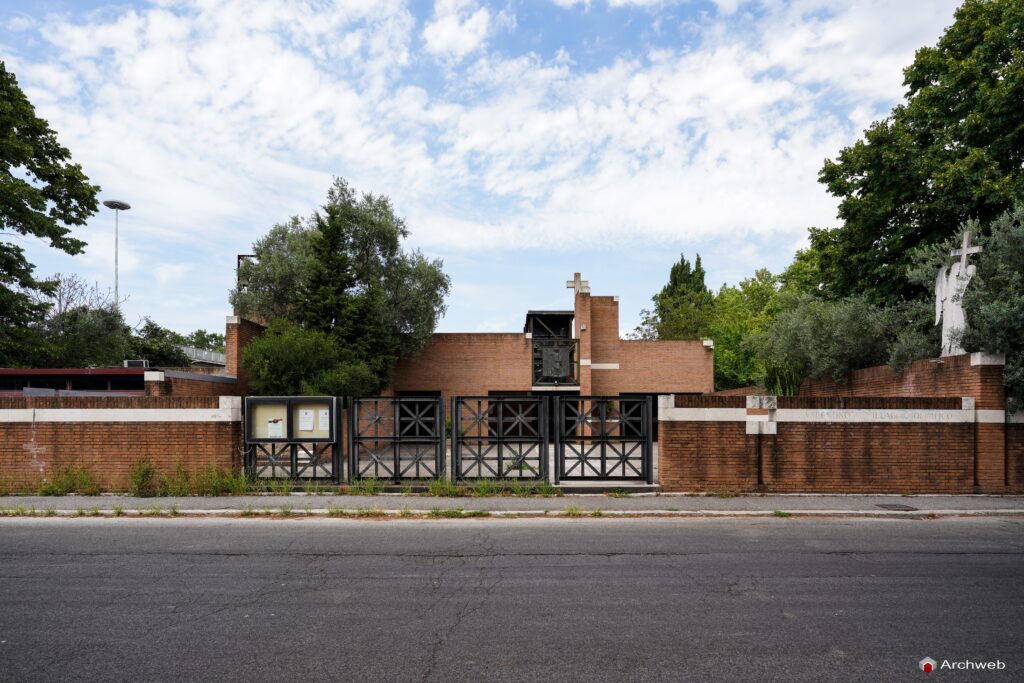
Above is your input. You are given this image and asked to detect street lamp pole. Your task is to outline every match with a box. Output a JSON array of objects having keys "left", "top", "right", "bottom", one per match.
[{"left": 102, "top": 200, "right": 131, "bottom": 308}]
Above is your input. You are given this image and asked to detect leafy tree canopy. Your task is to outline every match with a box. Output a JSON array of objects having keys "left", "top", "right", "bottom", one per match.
[
  {"left": 707, "top": 269, "right": 780, "bottom": 390},
  {"left": 811, "top": 0, "right": 1024, "bottom": 304},
  {"left": 750, "top": 293, "right": 938, "bottom": 394},
  {"left": 0, "top": 62, "right": 99, "bottom": 364},
  {"left": 235, "top": 178, "right": 450, "bottom": 395},
  {"left": 632, "top": 253, "right": 714, "bottom": 340}
]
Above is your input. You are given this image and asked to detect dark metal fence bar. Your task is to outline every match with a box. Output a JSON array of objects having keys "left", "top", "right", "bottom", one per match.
[
  {"left": 349, "top": 396, "right": 444, "bottom": 483},
  {"left": 452, "top": 396, "right": 548, "bottom": 481},
  {"left": 554, "top": 395, "right": 652, "bottom": 483}
]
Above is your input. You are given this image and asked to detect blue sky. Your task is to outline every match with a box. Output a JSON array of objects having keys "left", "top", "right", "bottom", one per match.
[{"left": 1, "top": 0, "right": 962, "bottom": 336}]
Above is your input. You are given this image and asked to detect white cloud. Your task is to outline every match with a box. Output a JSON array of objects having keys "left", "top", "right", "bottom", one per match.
[
  {"left": 2, "top": 0, "right": 963, "bottom": 332},
  {"left": 422, "top": 0, "right": 493, "bottom": 60},
  {"left": 5, "top": 15, "right": 37, "bottom": 32}
]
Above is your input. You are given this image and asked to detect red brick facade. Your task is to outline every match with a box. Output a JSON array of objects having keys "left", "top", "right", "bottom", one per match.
[
  {"left": 387, "top": 287, "right": 714, "bottom": 403},
  {"left": 225, "top": 316, "right": 267, "bottom": 394},
  {"left": 0, "top": 396, "right": 242, "bottom": 493}
]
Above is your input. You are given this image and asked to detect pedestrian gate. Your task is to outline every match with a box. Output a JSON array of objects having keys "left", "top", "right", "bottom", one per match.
[
  {"left": 554, "top": 396, "right": 653, "bottom": 483},
  {"left": 452, "top": 396, "right": 548, "bottom": 481},
  {"left": 349, "top": 396, "right": 445, "bottom": 483}
]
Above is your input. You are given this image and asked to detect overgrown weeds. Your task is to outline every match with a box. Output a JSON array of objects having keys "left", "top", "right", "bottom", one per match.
[
  {"left": 427, "top": 479, "right": 464, "bottom": 497},
  {"left": 37, "top": 466, "right": 101, "bottom": 496},
  {"left": 433, "top": 479, "right": 561, "bottom": 498},
  {"left": 428, "top": 507, "right": 489, "bottom": 518},
  {"left": 128, "top": 461, "right": 253, "bottom": 497},
  {"left": 347, "top": 478, "right": 386, "bottom": 496}
]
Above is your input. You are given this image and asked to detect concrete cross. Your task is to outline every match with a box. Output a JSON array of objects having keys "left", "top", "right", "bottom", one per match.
[
  {"left": 951, "top": 230, "right": 982, "bottom": 270},
  {"left": 566, "top": 272, "right": 590, "bottom": 295}
]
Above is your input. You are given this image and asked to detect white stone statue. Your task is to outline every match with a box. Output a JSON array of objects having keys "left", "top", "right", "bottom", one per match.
[{"left": 935, "top": 231, "right": 982, "bottom": 357}]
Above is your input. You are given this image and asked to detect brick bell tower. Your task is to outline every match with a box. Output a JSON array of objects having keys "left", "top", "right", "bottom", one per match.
[{"left": 567, "top": 273, "right": 592, "bottom": 396}]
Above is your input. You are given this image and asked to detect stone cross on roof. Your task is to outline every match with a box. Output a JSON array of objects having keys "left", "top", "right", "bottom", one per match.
[
  {"left": 566, "top": 272, "right": 590, "bottom": 295},
  {"left": 951, "top": 230, "right": 982, "bottom": 269}
]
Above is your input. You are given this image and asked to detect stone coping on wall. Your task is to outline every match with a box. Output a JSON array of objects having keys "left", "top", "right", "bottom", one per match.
[
  {"left": 0, "top": 395, "right": 241, "bottom": 422},
  {"left": 661, "top": 394, "right": 1018, "bottom": 435},
  {"left": 145, "top": 370, "right": 239, "bottom": 384}
]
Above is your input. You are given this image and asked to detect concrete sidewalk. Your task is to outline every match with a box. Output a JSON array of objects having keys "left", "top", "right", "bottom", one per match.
[{"left": 2, "top": 492, "right": 1024, "bottom": 518}]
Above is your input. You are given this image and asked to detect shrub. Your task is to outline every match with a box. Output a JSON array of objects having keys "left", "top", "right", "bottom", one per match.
[
  {"left": 38, "top": 466, "right": 101, "bottom": 496},
  {"left": 127, "top": 460, "right": 159, "bottom": 497}
]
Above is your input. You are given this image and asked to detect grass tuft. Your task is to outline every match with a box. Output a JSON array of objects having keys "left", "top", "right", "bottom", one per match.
[
  {"left": 113, "top": 505, "right": 125, "bottom": 517},
  {"left": 562, "top": 505, "right": 585, "bottom": 518},
  {"left": 347, "top": 478, "right": 386, "bottom": 496},
  {"left": 428, "top": 507, "right": 489, "bottom": 518},
  {"left": 427, "top": 479, "right": 464, "bottom": 497},
  {"left": 772, "top": 510, "right": 792, "bottom": 518}
]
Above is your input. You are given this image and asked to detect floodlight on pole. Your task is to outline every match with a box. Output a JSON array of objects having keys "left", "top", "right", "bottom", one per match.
[{"left": 102, "top": 200, "right": 131, "bottom": 308}]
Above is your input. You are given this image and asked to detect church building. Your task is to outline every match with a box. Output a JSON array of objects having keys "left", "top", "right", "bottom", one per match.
[
  {"left": 227, "top": 273, "right": 715, "bottom": 408},
  {"left": 388, "top": 273, "right": 714, "bottom": 406}
]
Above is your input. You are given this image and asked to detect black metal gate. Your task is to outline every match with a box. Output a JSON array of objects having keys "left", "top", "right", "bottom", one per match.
[
  {"left": 452, "top": 396, "right": 548, "bottom": 481},
  {"left": 248, "top": 442, "right": 339, "bottom": 481},
  {"left": 554, "top": 395, "right": 652, "bottom": 483},
  {"left": 349, "top": 396, "right": 445, "bottom": 482}
]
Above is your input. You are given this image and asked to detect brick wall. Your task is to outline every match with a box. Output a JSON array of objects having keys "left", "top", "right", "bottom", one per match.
[
  {"left": 391, "top": 333, "right": 532, "bottom": 405},
  {"left": 658, "top": 394, "right": 989, "bottom": 493},
  {"left": 588, "top": 296, "right": 620, "bottom": 365},
  {"left": 145, "top": 371, "right": 241, "bottom": 397},
  {"left": 597, "top": 340, "right": 714, "bottom": 395},
  {"left": 225, "top": 316, "right": 266, "bottom": 393},
  {"left": 800, "top": 353, "right": 1006, "bottom": 409},
  {"left": 767, "top": 422, "right": 973, "bottom": 493},
  {"left": 0, "top": 396, "right": 242, "bottom": 493}
]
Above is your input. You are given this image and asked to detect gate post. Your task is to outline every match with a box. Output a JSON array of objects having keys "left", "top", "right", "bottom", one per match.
[
  {"left": 451, "top": 398, "right": 460, "bottom": 482},
  {"left": 347, "top": 397, "right": 355, "bottom": 484},
  {"left": 552, "top": 396, "right": 561, "bottom": 485},
  {"left": 645, "top": 394, "right": 654, "bottom": 485},
  {"left": 436, "top": 396, "right": 446, "bottom": 481}
]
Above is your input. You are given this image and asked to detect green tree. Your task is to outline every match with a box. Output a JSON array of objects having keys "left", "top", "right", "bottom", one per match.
[
  {"left": 42, "top": 305, "right": 129, "bottom": 367},
  {"left": 633, "top": 253, "right": 714, "bottom": 340},
  {"left": 708, "top": 269, "right": 780, "bottom": 390},
  {"left": 183, "top": 329, "right": 225, "bottom": 352},
  {"left": 242, "top": 319, "right": 377, "bottom": 396},
  {"left": 812, "top": 0, "right": 1024, "bottom": 304},
  {"left": 229, "top": 216, "right": 314, "bottom": 321},
  {"left": 238, "top": 178, "right": 450, "bottom": 395},
  {"left": 751, "top": 293, "right": 938, "bottom": 392},
  {"left": 127, "top": 318, "right": 191, "bottom": 367},
  {"left": 0, "top": 62, "right": 100, "bottom": 364}
]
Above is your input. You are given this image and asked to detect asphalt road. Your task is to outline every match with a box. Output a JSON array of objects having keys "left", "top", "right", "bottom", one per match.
[{"left": 0, "top": 518, "right": 1021, "bottom": 682}]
